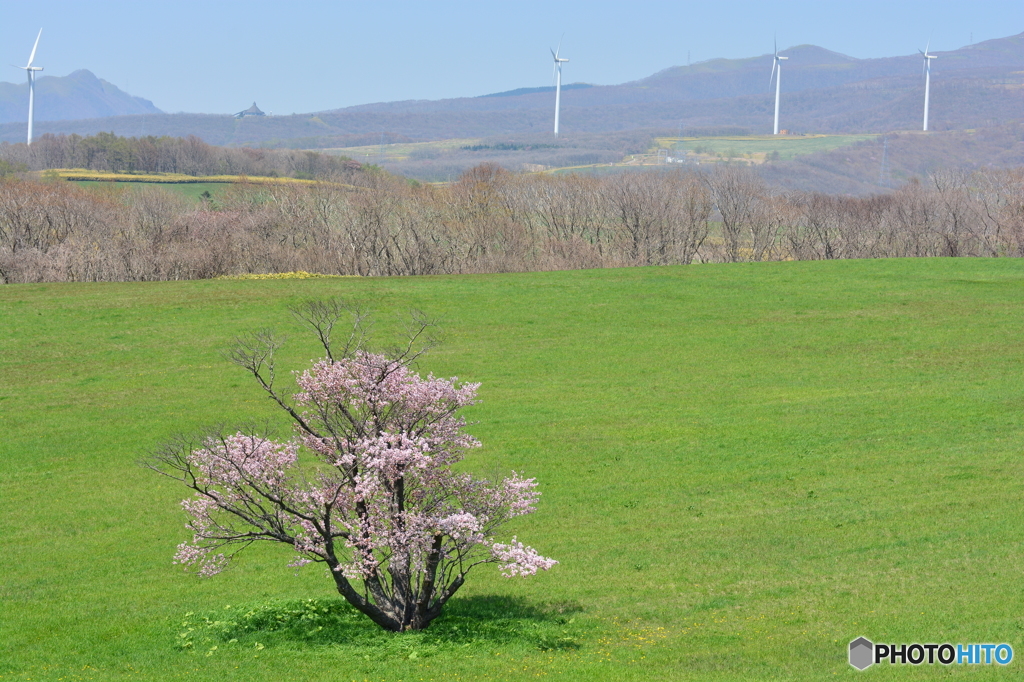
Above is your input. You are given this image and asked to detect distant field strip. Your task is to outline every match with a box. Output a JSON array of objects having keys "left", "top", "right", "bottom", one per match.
[
  {"left": 540, "top": 134, "right": 879, "bottom": 175},
  {"left": 42, "top": 169, "right": 324, "bottom": 185},
  {"left": 657, "top": 134, "right": 879, "bottom": 162},
  {"left": 320, "top": 138, "right": 482, "bottom": 163}
]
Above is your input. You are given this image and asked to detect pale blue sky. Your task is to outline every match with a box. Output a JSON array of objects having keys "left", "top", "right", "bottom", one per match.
[{"left": 1, "top": 0, "right": 1020, "bottom": 115}]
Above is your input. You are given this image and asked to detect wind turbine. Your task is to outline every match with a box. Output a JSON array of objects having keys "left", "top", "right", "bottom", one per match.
[
  {"left": 15, "top": 29, "right": 44, "bottom": 145},
  {"left": 551, "top": 38, "right": 569, "bottom": 136},
  {"left": 769, "top": 38, "right": 788, "bottom": 135},
  {"left": 920, "top": 42, "right": 937, "bottom": 131}
]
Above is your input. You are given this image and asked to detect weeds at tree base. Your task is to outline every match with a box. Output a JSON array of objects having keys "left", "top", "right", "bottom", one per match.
[{"left": 175, "top": 595, "right": 586, "bottom": 658}]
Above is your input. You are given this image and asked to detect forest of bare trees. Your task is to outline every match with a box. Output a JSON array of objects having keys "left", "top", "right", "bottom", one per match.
[{"left": 2, "top": 163, "right": 1023, "bottom": 284}]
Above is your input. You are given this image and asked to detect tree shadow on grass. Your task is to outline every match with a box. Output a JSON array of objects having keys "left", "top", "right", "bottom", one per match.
[
  {"left": 176, "top": 595, "right": 586, "bottom": 657},
  {"left": 430, "top": 595, "right": 585, "bottom": 650}
]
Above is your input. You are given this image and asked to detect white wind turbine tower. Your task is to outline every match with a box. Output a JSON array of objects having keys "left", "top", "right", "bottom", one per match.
[
  {"left": 769, "top": 39, "right": 788, "bottom": 135},
  {"left": 920, "top": 42, "right": 937, "bottom": 131},
  {"left": 15, "top": 29, "right": 44, "bottom": 145},
  {"left": 551, "top": 38, "right": 569, "bottom": 136}
]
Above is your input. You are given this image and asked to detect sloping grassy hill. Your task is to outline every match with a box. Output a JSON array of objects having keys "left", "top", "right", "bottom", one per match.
[
  {"left": 661, "top": 134, "right": 878, "bottom": 162},
  {"left": 3, "top": 259, "right": 1024, "bottom": 680},
  {"left": 762, "top": 124, "right": 1024, "bottom": 194}
]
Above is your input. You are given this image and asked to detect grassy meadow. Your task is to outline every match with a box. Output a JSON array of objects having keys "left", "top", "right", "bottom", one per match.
[
  {"left": 66, "top": 180, "right": 230, "bottom": 203},
  {"left": 321, "top": 139, "right": 482, "bottom": 164},
  {"left": 658, "top": 134, "right": 878, "bottom": 163},
  {"left": 35, "top": 170, "right": 331, "bottom": 205},
  {"left": 2, "top": 259, "right": 1024, "bottom": 680},
  {"left": 41, "top": 170, "right": 322, "bottom": 185}
]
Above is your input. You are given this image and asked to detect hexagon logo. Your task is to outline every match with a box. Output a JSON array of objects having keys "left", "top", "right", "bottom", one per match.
[{"left": 849, "top": 637, "right": 874, "bottom": 670}]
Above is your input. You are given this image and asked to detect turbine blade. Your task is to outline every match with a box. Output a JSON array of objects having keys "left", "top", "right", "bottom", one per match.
[
  {"left": 551, "top": 47, "right": 557, "bottom": 60},
  {"left": 555, "top": 33, "right": 564, "bottom": 59},
  {"left": 769, "top": 60, "right": 777, "bottom": 90},
  {"left": 27, "top": 28, "right": 42, "bottom": 67},
  {"left": 774, "top": 35, "right": 778, "bottom": 56},
  {"left": 925, "top": 39, "right": 930, "bottom": 55}
]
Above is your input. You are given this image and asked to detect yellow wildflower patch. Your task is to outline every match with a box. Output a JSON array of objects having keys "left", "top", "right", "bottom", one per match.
[
  {"left": 40, "top": 168, "right": 323, "bottom": 186},
  {"left": 215, "top": 271, "right": 356, "bottom": 280}
]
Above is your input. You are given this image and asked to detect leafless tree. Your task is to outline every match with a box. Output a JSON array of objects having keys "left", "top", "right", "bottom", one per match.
[{"left": 707, "top": 166, "right": 764, "bottom": 262}]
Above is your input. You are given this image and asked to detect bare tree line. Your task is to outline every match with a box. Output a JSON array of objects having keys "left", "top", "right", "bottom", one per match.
[
  {"left": 0, "top": 133, "right": 362, "bottom": 179},
  {"left": 2, "top": 164, "right": 1024, "bottom": 284}
]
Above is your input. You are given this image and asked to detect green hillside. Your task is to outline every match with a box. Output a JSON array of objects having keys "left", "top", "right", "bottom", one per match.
[
  {"left": 69, "top": 179, "right": 228, "bottom": 202},
  {"left": 2, "top": 259, "right": 1024, "bottom": 680},
  {"left": 661, "top": 133, "right": 879, "bottom": 162}
]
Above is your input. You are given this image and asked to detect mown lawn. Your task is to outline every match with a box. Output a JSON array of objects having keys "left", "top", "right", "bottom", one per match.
[{"left": 2, "top": 258, "right": 1024, "bottom": 681}]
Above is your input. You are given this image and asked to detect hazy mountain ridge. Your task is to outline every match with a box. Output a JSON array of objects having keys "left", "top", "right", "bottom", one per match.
[
  {"left": 0, "top": 33, "right": 1022, "bottom": 146},
  {"left": 1, "top": 75, "right": 1018, "bottom": 147},
  {"left": 0, "top": 69, "right": 161, "bottom": 124},
  {"left": 479, "top": 83, "right": 593, "bottom": 98},
  {"left": 313, "top": 33, "right": 1024, "bottom": 114}
]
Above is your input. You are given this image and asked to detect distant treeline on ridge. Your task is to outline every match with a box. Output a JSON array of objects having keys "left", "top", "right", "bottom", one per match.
[{"left": 0, "top": 132, "right": 362, "bottom": 179}]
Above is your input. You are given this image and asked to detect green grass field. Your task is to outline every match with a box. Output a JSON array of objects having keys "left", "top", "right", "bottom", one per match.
[
  {"left": 659, "top": 134, "right": 878, "bottom": 162},
  {"left": 70, "top": 180, "right": 228, "bottom": 203},
  {"left": 3, "top": 259, "right": 1024, "bottom": 680},
  {"left": 320, "top": 138, "right": 482, "bottom": 164}
]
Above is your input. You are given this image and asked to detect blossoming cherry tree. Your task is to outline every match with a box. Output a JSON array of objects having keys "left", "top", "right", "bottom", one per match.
[{"left": 151, "top": 302, "right": 555, "bottom": 631}]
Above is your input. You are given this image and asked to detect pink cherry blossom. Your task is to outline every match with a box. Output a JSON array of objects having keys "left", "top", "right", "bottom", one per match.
[{"left": 151, "top": 339, "right": 555, "bottom": 632}]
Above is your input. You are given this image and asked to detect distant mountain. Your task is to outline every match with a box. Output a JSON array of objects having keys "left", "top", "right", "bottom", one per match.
[
  {"left": 323, "top": 33, "right": 1024, "bottom": 116},
  {"left": 0, "top": 69, "right": 161, "bottom": 124},
  {"left": 479, "top": 83, "right": 593, "bottom": 98},
  {"left": 1, "top": 32, "right": 1022, "bottom": 145}
]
